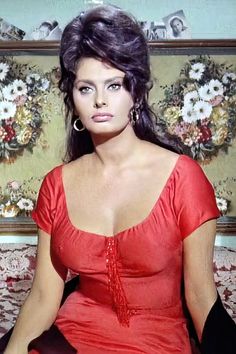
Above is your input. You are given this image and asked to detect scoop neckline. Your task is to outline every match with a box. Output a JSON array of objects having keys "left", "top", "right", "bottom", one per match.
[{"left": 60, "top": 154, "right": 182, "bottom": 238}]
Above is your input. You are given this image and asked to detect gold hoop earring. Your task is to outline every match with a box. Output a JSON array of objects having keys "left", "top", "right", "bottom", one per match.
[
  {"left": 73, "top": 118, "right": 85, "bottom": 132},
  {"left": 130, "top": 107, "right": 140, "bottom": 125}
]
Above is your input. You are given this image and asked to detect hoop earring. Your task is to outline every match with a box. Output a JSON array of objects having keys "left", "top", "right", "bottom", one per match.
[
  {"left": 130, "top": 107, "right": 140, "bottom": 126},
  {"left": 73, "top": 118, "right": 85, "bottom": 132}
]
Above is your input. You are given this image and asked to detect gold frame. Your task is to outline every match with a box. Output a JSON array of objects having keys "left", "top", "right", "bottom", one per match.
[{"left": 1, "top": 40, "right": 236, "bottom": 235}]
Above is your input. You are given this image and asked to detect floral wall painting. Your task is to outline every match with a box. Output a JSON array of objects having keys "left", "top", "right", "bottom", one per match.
[
  {"left": 154, "top": 55, "right": 236, "bottom": 163},
  {"left": 0, "top": 57, "right": 60, "bottom": 163},
  {"left": 0, "top": 178, "right": 42, "bottom": 218},
  {"left": 0, "top": 53, "right": 65, "bottom": 219},
  {"left": 213, "top": 177, "right": 236, "bottom": 216},
  {"left": 149, "top": 50, "right": 236, "bottom": 217}
]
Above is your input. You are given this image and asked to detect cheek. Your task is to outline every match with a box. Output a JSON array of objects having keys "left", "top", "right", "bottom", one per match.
[
  {"left": 73, "top": 90, "right": 85, "bottom": 114},
  {"left": 119, "top": 92, "right": 134, "bottom": 112},
  {"left": 118, "top": 98, "right": 133, "bottom": 117}
]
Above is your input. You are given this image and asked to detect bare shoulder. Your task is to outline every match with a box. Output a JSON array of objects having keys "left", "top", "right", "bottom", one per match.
[
  {"left": 142, "top": 141, "right": 180, "bottom": 172},
  {"left": 62, "top": 154, "right": 93, "bottom": 182}
]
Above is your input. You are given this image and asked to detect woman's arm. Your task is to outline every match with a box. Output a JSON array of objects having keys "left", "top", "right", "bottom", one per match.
[
  {"left": 183, "top": 219, "right": 217, "bottom": 341},
  {"left": 4, "top": 229, "right": 65, "bottom": 354}
]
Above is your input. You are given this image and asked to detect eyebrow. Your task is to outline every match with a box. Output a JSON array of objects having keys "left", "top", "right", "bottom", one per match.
[{"left": 74, "top": 76, "right": 124, "bottom": 85}]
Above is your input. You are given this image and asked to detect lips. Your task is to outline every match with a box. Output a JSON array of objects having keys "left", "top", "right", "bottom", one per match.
[{"left": 92, "top": 113, "right": 113, "bottom": 122}]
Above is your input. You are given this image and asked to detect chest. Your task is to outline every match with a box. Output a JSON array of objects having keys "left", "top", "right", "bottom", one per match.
[{"left": 64, "top": 167, "right": 169, "bottom": 236}]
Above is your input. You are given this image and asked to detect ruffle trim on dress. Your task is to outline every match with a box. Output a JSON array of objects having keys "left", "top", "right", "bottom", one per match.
[{"left": 106, "top": 237, "right": 133, "bottom": 327}]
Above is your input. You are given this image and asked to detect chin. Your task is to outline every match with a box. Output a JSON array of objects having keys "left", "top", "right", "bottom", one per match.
[{"left": 90, "top": 124, "right": 130, "bottom": 139}]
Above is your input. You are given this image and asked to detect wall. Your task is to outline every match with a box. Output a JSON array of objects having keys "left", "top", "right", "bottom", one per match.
[{"left": 0, "top": 0, "right": 236, "bottom": 39}]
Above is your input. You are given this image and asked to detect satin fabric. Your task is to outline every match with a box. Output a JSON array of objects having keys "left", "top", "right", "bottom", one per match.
[{"left": 32, "top": 154, "right": 220, "bottom": 354}]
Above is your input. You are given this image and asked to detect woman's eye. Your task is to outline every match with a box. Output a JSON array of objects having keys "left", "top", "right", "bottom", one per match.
[
  {"left": 78, "top": 86, "right": 92, "bottom": 94},
  {"left": 108, "top": 83, "right": 121, "bottom": 91}
]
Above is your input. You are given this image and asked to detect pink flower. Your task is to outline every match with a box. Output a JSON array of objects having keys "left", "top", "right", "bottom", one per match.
[
  {"left": 7, "top": 181, "right": 21, "bottom": 191},
  {"left": 14, "top": 95, "right": 27, "bottom": 106},
  {"left": 209, "top": 95, "right": 224, "bottom": 107}
]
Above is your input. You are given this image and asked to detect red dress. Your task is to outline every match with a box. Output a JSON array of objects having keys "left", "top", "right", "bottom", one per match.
[{"left": 32, "top": 155, "right": 220, "bottom": 354}]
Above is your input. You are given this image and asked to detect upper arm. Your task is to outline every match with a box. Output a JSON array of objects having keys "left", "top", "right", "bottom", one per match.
[
  {"left": 183, "top": 219, "right": 218, "bottom": 337},
  {"left": 30, "top": 167, "right": 66, "bottom": 306},
  {"left": 183, "top": 219, "right": 217, "bottom": 295},
  {"left": 30, "top": 229, "right": 65, "bottom": 309}
]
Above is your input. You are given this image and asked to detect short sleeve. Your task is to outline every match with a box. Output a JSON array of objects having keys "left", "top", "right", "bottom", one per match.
[
  {"left": 174, "top": 155, "right": 220, "bottom": 239},
  {"left": 31, "top": 167, "right": 60, "bottom": 235}
]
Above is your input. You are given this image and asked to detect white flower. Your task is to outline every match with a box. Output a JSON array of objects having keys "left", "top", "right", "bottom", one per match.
[
  {"left": 209, "top": 79, "right": 224, "bottom": 97},
  {"left": 194, "top": 100, "right": 212, "bottom": 120},
  {"left": 26, "top": 73, "right": 40, "bottom": 84},
  {"left": 0, "top": 100, "right": 17, "bottom": 120},
  {"left": 0, "top": 62, "right": 9, "bottom": 81},
  {"left": 39, "top": 78, "right": 50, "bottom": 91},
  {"left": 184, "top": 90, "right": 199, "bottom": 106},
  {"left": 222, "top": 72, "right": 236, "bottom": 84},
  {"left": 189, "top": 62, "right": 205, "bottom": 81},
  {"left": 2, "top": 84, "right": 17, "bottom": 101},
  {"left": 181, "top": 104, "right": 198, "bottom": 123},
  {"left": 216, "top": 197, "right": 228, "bottom": 213},
  {"left": 13, "top": 79, "right": 27, "bottom": 96},
  {"left": 17, "top": 198, "right": 34, "bottom": 211},
  {"left": 198, "top": 83, "right": 215, "bottom": 101}
]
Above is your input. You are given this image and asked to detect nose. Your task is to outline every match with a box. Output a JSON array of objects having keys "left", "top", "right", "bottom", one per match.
[{"left": 94, "top": 91, "right": 107, "bottom": 108}]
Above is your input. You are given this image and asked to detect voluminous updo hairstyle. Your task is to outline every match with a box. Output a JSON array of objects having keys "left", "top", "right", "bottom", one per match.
[{"left": 59, "top": 4, "right": 171, "bottom": 162}]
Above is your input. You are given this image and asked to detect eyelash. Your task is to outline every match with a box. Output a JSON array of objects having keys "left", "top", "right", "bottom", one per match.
[
  {"left": 108, "top": 83, "right": 122, "bottom": 91},
  {"left": 78, "top": 87, "right": 91, "bottom": 94},
  {"left": 78, "top": 82, "right": 122, "bottom": 94}
]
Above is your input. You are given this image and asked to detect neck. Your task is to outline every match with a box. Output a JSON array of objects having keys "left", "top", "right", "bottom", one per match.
[{"left": 91, "top": 124, "right": 142, "bottom": 168}]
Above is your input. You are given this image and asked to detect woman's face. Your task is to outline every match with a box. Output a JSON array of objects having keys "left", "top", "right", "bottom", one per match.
[
  {"left": 73, "top": 57, "right": 134, "bottom": 136},
  {"left": 171, "top": 19, "right": 183, "bottom": 34}
]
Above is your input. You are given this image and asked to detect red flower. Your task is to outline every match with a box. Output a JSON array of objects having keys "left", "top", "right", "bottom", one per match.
[
  {"left": 3, "top": 125, "right": 16, "bottom": 142},
  {"left": 198, "top": 125, "right": 212, "bottom": 142}
]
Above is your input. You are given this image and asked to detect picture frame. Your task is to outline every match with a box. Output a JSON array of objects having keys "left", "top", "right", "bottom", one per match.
[{"left": 0, "top": 40, "right": 236, "bottom": 237}]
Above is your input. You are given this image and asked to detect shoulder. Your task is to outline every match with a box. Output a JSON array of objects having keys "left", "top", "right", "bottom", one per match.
[
  {"left": 139, "top": 143, "right": 181, "bottom": 184},
  {"left": 142, "top": 142, "right": 179, "bottom": 167},
  {"left": 62, "top": 155, "right": 90, "bottom": 179},
  {"left": 176, "top": 154, "right": 208, "bottom": 181},
  {"left": 39, "top": 164, "right": 64, "bottom": 196},
  {"left": 177, "top": 154, "right": 201, "bottom": 169},
  {"left": 174, "top": 154, "right": 216, "bottom": 200},
  {"left": 43, "top": 164, "right": 63, "bottom": 184},
  {"left": 149, "top": 148, "right": 206, "bottom": 184}
]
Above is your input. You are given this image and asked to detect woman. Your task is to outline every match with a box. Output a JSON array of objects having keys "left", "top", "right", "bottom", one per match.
[{"left": 3, "top": 4, "right": 235, "bottom": 354}]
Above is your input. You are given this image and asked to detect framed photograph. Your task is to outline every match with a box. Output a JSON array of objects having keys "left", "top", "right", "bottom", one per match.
[
  {"left": 0, "top": 18, "right": 25, "bottom": 41},
  {"left": 162, "top": 10, "right": 191, "bottom": 40},
  {"left": 139, "top": 21, "right": 167, "bottom": 41},
  {"left": 0, "top": 40, "right": 236, "bottom": 237}
]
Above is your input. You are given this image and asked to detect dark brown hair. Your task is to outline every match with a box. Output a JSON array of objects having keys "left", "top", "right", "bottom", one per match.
[{"left": 59, "top": 4, "right": 176, "bottom": 162}]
